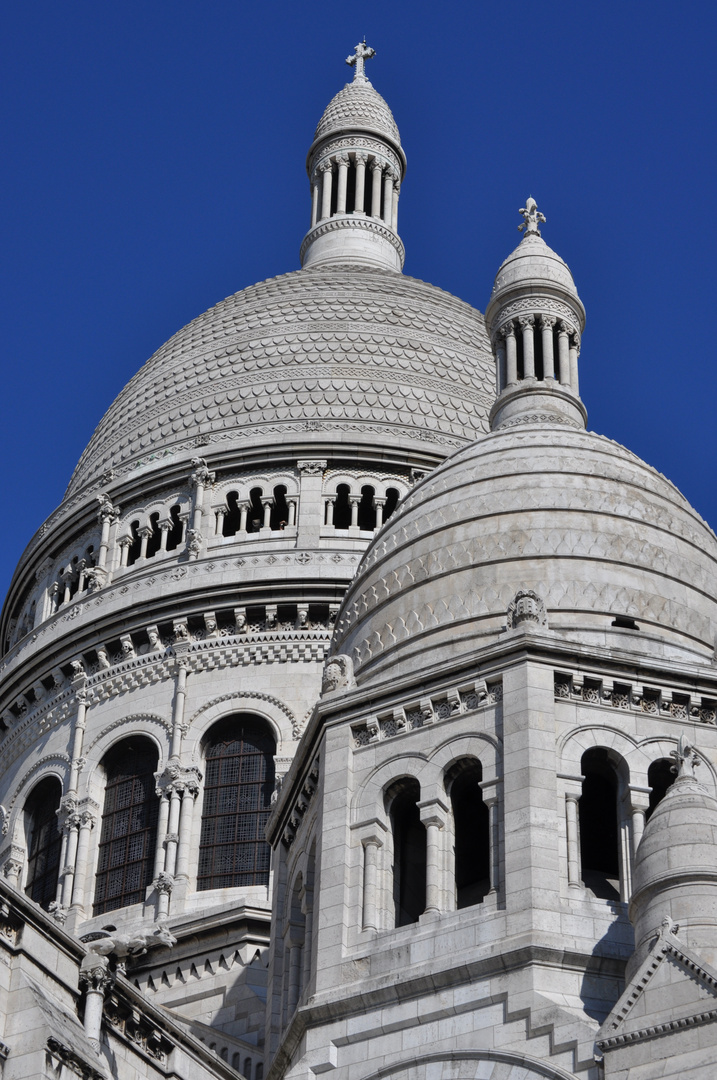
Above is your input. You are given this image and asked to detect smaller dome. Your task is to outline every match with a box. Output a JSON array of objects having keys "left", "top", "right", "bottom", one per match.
[
  {"left": 313, "top": 79, "right": 401, "bottom": 147},
  {"left": 630, "top": 743, "right": 717, "bottom": 972},
  {"left": 490, "top": 234, "right": 579, "bottom": 301}
]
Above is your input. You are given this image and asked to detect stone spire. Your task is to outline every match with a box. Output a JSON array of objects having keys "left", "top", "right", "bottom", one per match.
[
  {"left": 485, "top": 199, "right": 587, "bottom": 432},
  {"left": 300, "top": 45, "right": 406, "bottom": 272},
  {"left": 628, "top": 735, "right": 717, "bottom": 976}
]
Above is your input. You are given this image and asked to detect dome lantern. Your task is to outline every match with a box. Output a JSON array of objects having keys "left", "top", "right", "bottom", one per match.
[
  {"left": 484, "top": 198, "right": 587, "bottom": 432},
  {"left": 300, "top": 43, "right": 407, "bottom": 273}
]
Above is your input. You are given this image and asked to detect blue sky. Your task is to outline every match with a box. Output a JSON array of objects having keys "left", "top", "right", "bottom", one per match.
[{"left": 2, "top": 1, "right": 716, "bottom": 600}]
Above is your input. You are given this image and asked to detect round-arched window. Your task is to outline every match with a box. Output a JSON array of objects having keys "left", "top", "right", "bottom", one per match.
[
  {"left": 198, "top": 716, "right": 276, "bottom": 891},
  {"left": 25, "top": 776, "right": 63, "bottom": 909}
]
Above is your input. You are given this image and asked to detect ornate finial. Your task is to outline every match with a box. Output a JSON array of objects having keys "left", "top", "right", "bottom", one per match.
[
  {"left": 670, "top": 733, "right": 700, "bottom": 780},
  {"left": 518, "top": 196, "right": 546, "bottom": 237},
  {"left": 346, "top": 39, "right": 375, "bottom": 82}
]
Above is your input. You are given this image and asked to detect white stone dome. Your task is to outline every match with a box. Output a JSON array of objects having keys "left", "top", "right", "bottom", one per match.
[
  {"left": 490, "top": 233, "right": 580, "bottom": 303},
  {"left": 332, "top": 424, "right": 717, "bottom": 683},
  {"left": 630, "top": 767, "right": 717, "bottom": 970},
  {"left": 65, "top": 266, "right": 494, "bottom": 500},
  {"left": 312, "top": 78, "right": 401, "bottom": 148}
]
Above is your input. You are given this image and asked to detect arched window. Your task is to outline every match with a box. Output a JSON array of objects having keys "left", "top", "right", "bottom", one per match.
[
  {"left": 24, "top": 776, "right": 63, "bottom": 909},
  {"left": 198, "top": 716, "right": 276, "bottom": 891},
  {"left": 248, "top": 488, "right": 264, "bottom": 532},
  {"left": 270, "top": 486, "right": 289, "bottom": 531},
  {"left": 94, "top": 737, "right": 159, "bottom": 915},
  {"left": 646, "top": 758, "right": 676, "bottom": 821},
  {"left": 384, "top": 487, "right": 400, "bottom": 524},
  {"left": 223, "top": 492, "right": 243, "bottom": 537},
  {"left": 332, "top": 485, "right": 351, "bottom": 530},
  {"left": 447, "top": 760, "right": 490, "bottom": 908},
  {"left": 387, "top": 778, "right": 425, "bottom": 927},
  {"left": 126, "top": 521, "right": 142, "bottom": 566},
  {"left": 357, "top": 486, "right": 376, "bottom": 531},
  {"left": 146, "top": 512, "right": 161, "bottom": 558},
  {"left": 579, "top": 748, "right": 620, "bottom": 901},
  {"left": 165, "top": 504, "right": 184, "bottom": 551}
]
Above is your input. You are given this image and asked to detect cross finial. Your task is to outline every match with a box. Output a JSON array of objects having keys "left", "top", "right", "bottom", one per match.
[
  {"left": 518, "top": 196, "right": 546, "bottom": 237},
  {"left": 346, "top": 39, "right": 376, "bottom": 82}
]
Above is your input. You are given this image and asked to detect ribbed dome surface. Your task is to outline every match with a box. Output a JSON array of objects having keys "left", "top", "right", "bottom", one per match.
[
  {"left": 65, "top": 266, "right": 494, "bottom": 498},
  {"left": 332, "top": 425, "right": 717, "bottom": 682},
  {"left": 313, "top": 79, "right": 401, "bottom": 145},
  {"left": 490, "top": 234, "right": 579, "bottom": 300}
]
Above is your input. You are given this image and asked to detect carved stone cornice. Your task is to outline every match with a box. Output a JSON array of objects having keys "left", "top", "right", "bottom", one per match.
[{"left": 299, "top": 215, "right": 405, "bottom": 266}]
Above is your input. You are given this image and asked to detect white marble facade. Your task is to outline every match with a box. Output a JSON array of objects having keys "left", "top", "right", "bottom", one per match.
[{"left": 1, "top": 44, "right": 717, "bottom": 1080}]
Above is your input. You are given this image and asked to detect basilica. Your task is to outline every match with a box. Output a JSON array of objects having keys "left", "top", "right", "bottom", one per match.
[{"left": 1, "top": 44, "right": 716, "bottom": 1080}]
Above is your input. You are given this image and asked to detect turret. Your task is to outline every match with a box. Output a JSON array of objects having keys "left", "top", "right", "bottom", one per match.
[
  {"left": 300, "top": 42, "right": 407, "bottom": 272},
  {"left": 485, "top": 198, "right": 587, "bottom": 431}
]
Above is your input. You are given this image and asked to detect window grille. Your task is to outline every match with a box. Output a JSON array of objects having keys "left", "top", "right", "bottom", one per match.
[
  {"left": 25, "top": 777, "right": 63, "bottom": 909},
  {"left": 93, "top": 738, "right": 159, "bottom": 915},
  {"left": 198, "top": 717, "right": 275, "bottom": 891}
]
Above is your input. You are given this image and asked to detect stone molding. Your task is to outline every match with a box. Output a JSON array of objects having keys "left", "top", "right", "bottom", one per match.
[
  {"left": 554, "top": 670, "right": 717, "bottom": 724},
  {"left": 299, "top": 215, "right": 405, "bottom": 266},
  {"left": 351, "top": 678, "right": 503, "bottom": 747},
  {"left": 309, "top": 135, "right": 401, "bottom": 175}
]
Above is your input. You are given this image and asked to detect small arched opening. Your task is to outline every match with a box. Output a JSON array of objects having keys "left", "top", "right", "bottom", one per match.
[
  {"left": 579, "top": 747, "right": 621, "bottom": 901},
  {"left": 166, "top": 505, "right": 184, "bottom": 551},
  {"left": 387, "top": 777, "right": 426, "bottom": 927},
  {"left": 332, "top": 485, "right": 351, "bottom": 530},
  {"left": 248, "top": 488, "right": 264, "bottom": 532},
  {"left": 146, "top": 513, "right": 161, "bottom": 559},
  {"left": 646, "top": 758, "right": 676, "bottom": 821},
  {"left": 357, "top": 486, "right": 376, "bottom": 531},
  {"left": 126, "top": 521, "right": 142, "bottom": 566},
  {"left": 446, "top": 759, "right": 490, "bottom": 908},
  {"left": 270, "top": 486, "right": 289, "bottom": 531}
]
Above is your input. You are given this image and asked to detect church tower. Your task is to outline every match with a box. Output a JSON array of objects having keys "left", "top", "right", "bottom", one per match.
[{"left": 264, "top": 201, "right": 717, "bottom": 1080}]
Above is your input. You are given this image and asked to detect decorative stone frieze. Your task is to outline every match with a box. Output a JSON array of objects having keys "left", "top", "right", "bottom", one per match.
[
  {"left": 281, "top": 757, "right": 320, "bottom": 848},
  {"left": 553, "top": 670, "right": 717, "bottom": 723},
  {"left": 351, "top": 678, "right": 503, "bottom": 748}
]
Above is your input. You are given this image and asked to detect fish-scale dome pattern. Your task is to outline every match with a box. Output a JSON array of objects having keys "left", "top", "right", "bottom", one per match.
[
  {"left": 313, "top": 80, "right": 401, "bottom": 145},
  {"left": 65, "top": 266, "right": 494, "bottom": 497},
  {"left": 332, "top": 425, "right": 717, "bottom": 682}
]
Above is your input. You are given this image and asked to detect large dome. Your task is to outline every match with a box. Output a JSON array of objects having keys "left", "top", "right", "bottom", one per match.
[
  {"left": 65, "top": 266, "right": 494, "bottom": 499},
  {"left": 332, "top": 424, "right": 717, "bottom": 683}
]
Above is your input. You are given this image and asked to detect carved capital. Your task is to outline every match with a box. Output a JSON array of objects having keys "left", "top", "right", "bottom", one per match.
[
  {"left": 335, "top": 151, "right": 350, "bottom": 166},
  {"left": 499, "top": 322, "right": 516, "bottom": 339},
  {"left": 297, "top": 459, "right": 327, "bottom": 476},
  {"left": 354, "top": 150, "right": 368, "bottom": 165},
  {"left": 539, "top": 314, "right": 557, "bottom": 330},
  {"left": 318, "top": 160, "right": 333, "bottom": 174},
  {"left": 80, "top": 953, "right": 114, "bottom": 995},
  {"left": 96, "top": 493, "right": 120, "bottom": 525},
  {"left": 518, "top": 314, "right": 535, "bottom": 330}
]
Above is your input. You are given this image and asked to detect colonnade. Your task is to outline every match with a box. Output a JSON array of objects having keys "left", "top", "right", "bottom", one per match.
[
  {"left": 310, "top": 152, "right": 400, "bottom": 232},
  {"left": 494, "top": 316, "right": 580, "bottom": 394}
]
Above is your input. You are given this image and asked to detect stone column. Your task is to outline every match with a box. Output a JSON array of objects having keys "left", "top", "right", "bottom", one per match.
[
  {"left": 154, "top": 791, "right": 170, "bottom": 877},
  {"left": 382, "top": 168, "right": 394, "bottom": 226},
  {"left": 319, "top": 161, "right": 333, "bottom": 221},
  {"left": 502, "top": 324, "right": 518, "bottom": 385},
  {"left": 370, "top": 161, "right": 383, "bottom": 219},
  {"left": 80, "top": 954, "right": 113, "bottom": 1053},
  {"left": 118, "top": 536, "right": 131, "bottom": 568},
  {"left": 287, "top": 499, "right": 297, "bottom": 527},
  {"left": 569, "top": 333, "right": 580, "bottom": 394},
  {"left": 629, "top": 787, "right": 650, "bottom": 869},
  {"left": 138, "top": 525, "right": 153, "bottom": 561},
  {"left": 362, "top": 836, "right": 383, "bottom": 931},
  {"left": 519, "top": 315, "right": 535, "bottom": 378},
  {"left": 214, "top": 507, "right": 227, "bottom": 537},
  {"left": 349, "top": 496, "right": 361, "bottom": 530},
  {"left": 373, "top": 498, "right": 386, "bottom": 529},
  {"left": 2, "top": 847, "right": 24, "bottom": 888},
  {"left": 188, "top": 458, "right": 215, "bottom": 559},
  {"left": 482, "top": 792, "right": 499, "bottom": 896},
  {"left": 96, "top": 494, "right": 119, "bottom": 571},
  {"left": 164, "top": 784, "right": 182, "bottom": 877},
  {"left": 565, "top": 792, "right": 581, "bottom": 890},
  {"left": 239, "top": 501, "right": 250, "bottom": 533},
  {"left": 169, "top": 660, "right": 188, "bottom": 760},
  {"left": 494, "top": 336, "right": 507, "bottom": 393},
  {"left": 336, "top": 153, "right": 349, "bottom": 214},
  {"left": 325, "top": 499, "right": 335, "bottom": 526},
  {"left": 391, "top": 179, "right": 400, "bottom": 232},
  {"left": 296, "top": 459, "right": 327, "bottom": 547},
  {"left": 539, "top": 315, "right": 556, "bottom": 379},
  {"left": 158, "top": 520, "right": 171, "bottom": 551},
  {"left": 59, "top": 806, "right": 81, "bottom": 908},
  {"left": 557, "top": 322, "right": 571, "bottom": 385},
  {"left": 419, "top": 801, "right": 448, "bottom": 916},
  {"left": 311, "top": 178, "right": 319, "bottom": 228},
  {"left": 261, "top": 497, "right": 273, "bottom": 533},
  {"left": 354, "top": 152, "right": 367, "bottom": 214},
  {"left": 70, "top": 809, "right": 96, "bottom": 915},
  {"left": 175, "top": 772, "right": 201, "bottom": 883}
]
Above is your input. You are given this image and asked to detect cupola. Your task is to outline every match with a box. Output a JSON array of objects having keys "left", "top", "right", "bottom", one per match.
[
  {"left": 628, "top": 736, "right": 717, "bottom": 975},
  {"left": 300, "top": 42, "right": 407, "bottom": 272},
  {"left": 484, "top": 199, "right": 587, "bottom": 431}
]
